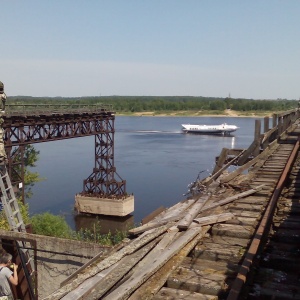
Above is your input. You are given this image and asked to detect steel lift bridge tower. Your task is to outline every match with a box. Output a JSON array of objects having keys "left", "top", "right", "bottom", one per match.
[{"left": 3, "top": 103, "right": 134, "bottom": 217}]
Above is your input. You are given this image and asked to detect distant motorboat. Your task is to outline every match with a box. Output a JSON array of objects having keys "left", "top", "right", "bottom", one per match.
[{"left": 181, "top": 123, "right": 239, "bottom": 135}]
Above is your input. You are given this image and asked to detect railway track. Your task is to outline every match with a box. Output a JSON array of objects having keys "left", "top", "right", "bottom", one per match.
[
  {"left": 152, "top": 135, "right": 300, "bottom": 299},
  {"left": 244, "top": 140, "right": 300, "bottom": 299}
]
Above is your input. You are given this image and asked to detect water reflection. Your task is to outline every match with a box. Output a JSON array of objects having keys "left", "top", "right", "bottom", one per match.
[
  {"left": 74, "top": 213, "right": 134, "bottom": 235},
  {"left": 231, "top": 136, "right": 236, "bottom": 148}
]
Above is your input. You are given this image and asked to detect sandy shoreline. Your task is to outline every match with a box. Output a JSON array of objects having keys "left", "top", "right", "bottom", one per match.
[{"left": 117, "top": 109, "right": 273, "bottom": 118}]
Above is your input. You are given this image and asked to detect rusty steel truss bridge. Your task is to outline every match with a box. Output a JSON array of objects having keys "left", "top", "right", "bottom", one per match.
[{"left": 2, "top": 103, "right": 127, "bottom": 202}]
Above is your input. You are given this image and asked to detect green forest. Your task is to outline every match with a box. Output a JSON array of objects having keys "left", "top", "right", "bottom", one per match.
[{"left": 8, "top": 95, "right": 299, "bottom": 114}]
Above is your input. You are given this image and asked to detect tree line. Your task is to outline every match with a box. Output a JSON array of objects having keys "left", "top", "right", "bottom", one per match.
[{"left": 8, "top": 95, "right": 298, "bottom": 113}]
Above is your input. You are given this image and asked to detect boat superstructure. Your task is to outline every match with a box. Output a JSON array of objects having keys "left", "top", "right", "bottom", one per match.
[{"left": 181, "top": 123, "right": 238, "bottom": 135}]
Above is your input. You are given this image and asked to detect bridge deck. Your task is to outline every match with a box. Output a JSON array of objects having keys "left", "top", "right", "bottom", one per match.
[{"left": 42, "top": 113, "right": 300, "bottom": 300}]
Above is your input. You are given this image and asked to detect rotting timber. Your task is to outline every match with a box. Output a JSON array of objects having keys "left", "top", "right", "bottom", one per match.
[{"left": 42, "top": 109, "right": 300, "bottom": 300}]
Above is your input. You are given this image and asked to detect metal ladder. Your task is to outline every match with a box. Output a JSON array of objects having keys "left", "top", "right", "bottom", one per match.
[{"left": 0, "top": 163, "right": 36, "bottom": 299}]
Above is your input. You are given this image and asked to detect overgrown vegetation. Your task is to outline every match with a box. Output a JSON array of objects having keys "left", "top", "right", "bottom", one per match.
[
  {"left": 30, "top": 213, "right": 72, "bottom": 238},
  {"left": 0, "top": 200, "right": 30, "bottom": 231},
  {"left": 31, "top": 213, "right": 128, "bottom": 245},
  {"left": 23, "top": 145, "right": 45, "bottom": 198},
  {"left": 1, "top": 208, "right": 128, "bottom": 245},
  {"left": 73, "top": 220, "right": 128, "bottom": 245},
  {"left": 0, "top": 145, "right": 41, "bottom": 230}
]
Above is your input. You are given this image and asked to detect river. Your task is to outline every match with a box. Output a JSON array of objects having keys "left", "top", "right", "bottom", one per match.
[{"left": 27, "top": 116, "right": 260, "bottom": 233}]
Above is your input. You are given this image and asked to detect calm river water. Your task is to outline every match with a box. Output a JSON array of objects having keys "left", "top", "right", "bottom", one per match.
[{"left": 27, "top": 116, "right": 260, "bottom": 233}]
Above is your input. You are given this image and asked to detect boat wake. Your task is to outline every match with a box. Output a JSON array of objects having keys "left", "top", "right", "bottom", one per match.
[{"left": 120, "top": 130, "right": 182, "bottom": 134}]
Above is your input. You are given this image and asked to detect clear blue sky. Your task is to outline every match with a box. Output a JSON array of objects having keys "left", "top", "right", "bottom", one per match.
[{"left": 1, "top": 1, "right": 300, "bottom": 99}]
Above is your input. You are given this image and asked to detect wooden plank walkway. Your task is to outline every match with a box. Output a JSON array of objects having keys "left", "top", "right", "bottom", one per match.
[{"left": 43, "top": 110, "right": 300, "bottom": 300}]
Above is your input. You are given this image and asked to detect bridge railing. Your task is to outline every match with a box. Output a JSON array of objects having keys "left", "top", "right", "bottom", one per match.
[
  {"left": 210, "top": 109, "right": 300, "bottom": 181},
  {"left": 4, "top": 103, "right": 114, "bottom": 117},
  {"left": 237, "top": 109, "right": 300, "bottom": 165}
]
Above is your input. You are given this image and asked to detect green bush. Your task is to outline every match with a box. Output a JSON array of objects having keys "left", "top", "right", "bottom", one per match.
[
  {"left": 0, "top": 199, "right": 30, "bottom": 231},
  {"left": 30, "top": 212, "right": 128, "bottom": 245},
  {"left": 72, "top": 220, "right": 128, "bottom": 246},
  {"left": 31, "top": 212, "right": 72, "bottom": 238}
]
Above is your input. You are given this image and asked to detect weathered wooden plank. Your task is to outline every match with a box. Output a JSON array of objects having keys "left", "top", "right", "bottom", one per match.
[
  {"left": 193, "top": 213, "right": 235, "bottom": 226},
  {"left": 193, "top": 242, "right": 245, "bottom": 262},
  {"left": 134, "top": 227, "right": 180, "bottom": 269},
  {"left": 234, "top": 196, "right": 266, "bottom": 204},
  {"left": 227, "top": 203, "right": 263, "bottom": 212},
  {"left": 226, "top": 216, "right": 258, "bottom": 226},
  {"left": 44, "top": 225, "right": 170, "bottom": 300},
  {"left": 60, "top": 238, "right": 130, "bottom": 288},
  {"left": 204, "top": 149, "right": 246, "bottom": 185},
  {"left": 128, "top": 226, "right": 210, "bottom": 300},
  {"left": 211, "top": 223, "right": 254, "bottom": 239},
  {"left": 200, "top": 185, "right": 265, "bottom": 213},
  {"left": 153, "top": 287, "right": 218, "bottom": 300},
  {"left": 177, "top": 196, "right": 210, "bottom": 230},
  {"left": 229, "top": 210, "right": 261, "bottom": 218},
  {"left": 237, "top": 139, "right": 260, "bottom": 166},
  {"left": 212, "top": 147, "right": 228, "bottom": 174},
  {"left": 62, "top": 239, "right": 158, "bottom": 300},
  {"left": 167, "top": 268, "right": 228, "bottom": 296},
  {"left": 181, "top": 257, "right": 239, "bottom": 276},
  {"left": 128, "top": 219, "right": 176, "bottom": 236},
  {"left": 253, "top": 120, "right": 262, "bottom": 157},
  {"left": 261, "top": 126, "right": 277, "bottom": 146},
  {"left": 251, "top": 178, "right": 277, "bottom": 183},
  {"left": 92, "top": 229, "right": 181, "bottom": 299},
  {"left": 206, "top": 235, "right": 250, "bottom": 248},
  {"left": 154, "top": 199, "right": 196, "bottom": 222},
  {"left": 129, "top": 199, "right": 196, "bottom": 235},
  {"left": 102, "top": 226, "right": 205, "bottom": 300}
]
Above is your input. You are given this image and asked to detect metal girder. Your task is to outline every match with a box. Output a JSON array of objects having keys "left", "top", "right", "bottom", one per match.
[
  {"left": 2, "top": 107, "right": 126, "bottom": 202},
  {"left": 3, "top": 113, "right": 114, "bottom": 145}
]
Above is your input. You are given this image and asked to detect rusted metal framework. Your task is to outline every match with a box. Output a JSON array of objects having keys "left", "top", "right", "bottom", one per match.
[
  {"left": 82, "top": 117, "right": 126, "bottom": 198},
  {"left": 3, "top": 103, "right": 126, "bottom": 202}
]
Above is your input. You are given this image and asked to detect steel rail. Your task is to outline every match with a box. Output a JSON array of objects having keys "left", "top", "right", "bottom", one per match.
[{"left": 227, "top": 137, "right": 300, "bottom": 300}]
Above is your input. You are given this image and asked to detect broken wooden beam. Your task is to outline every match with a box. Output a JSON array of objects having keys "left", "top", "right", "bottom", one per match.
[
  {"left": 102, "top": 226, "right": 206, "bottom": 300},
  {"left": 129, "top": 199, "right": 196, "bottom": 236},
  {"left": 128, "top": 226, "right": 210, "bottom": 300},
  {"left": 44, "top": 225, "right": 170, "bottom": 300},
  {"left": 176, "top": 196, "right": 210, "bottom": 231},
  {"left": 201, "top": 185, "right": 265, "bottom": 213},
  {"left": 193, "top": 212, "right": 235, "bottom": 226}
]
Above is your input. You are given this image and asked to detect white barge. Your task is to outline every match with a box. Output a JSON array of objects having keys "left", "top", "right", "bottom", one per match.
[{"left": 181, "top": 123, "right": 238, "bottom": 135}]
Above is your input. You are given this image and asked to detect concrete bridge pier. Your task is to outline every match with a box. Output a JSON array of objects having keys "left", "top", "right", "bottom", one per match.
[
  {"left": 75, "top": 120, "right": 134, "bottom": 217},
  {"left": 75, "top": 194, "right": 134, "bottom": 216}
]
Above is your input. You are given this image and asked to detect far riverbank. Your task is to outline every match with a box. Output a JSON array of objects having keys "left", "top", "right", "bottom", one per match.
[{"left": 117, "top": 109, "right": 275, "bottom": 118}]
